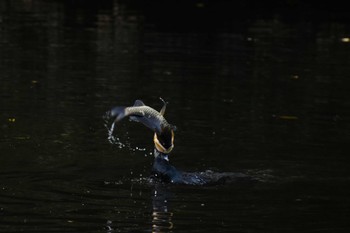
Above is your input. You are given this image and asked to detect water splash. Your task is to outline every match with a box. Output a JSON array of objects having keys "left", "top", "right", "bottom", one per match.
[
  {"left": 105, "top": 121, "right": 126, "bottom": 149},
  {"left": 103, "top": 111, "right": 148, "bottom": 152}
]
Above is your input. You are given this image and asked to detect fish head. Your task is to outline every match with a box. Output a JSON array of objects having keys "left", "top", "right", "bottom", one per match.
[{"left": 153, "top": 127, "right": 175, "bottom": 154}]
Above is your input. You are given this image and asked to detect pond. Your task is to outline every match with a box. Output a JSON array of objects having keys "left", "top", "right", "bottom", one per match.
[{"left": 1, "top": 1, "right": 350, "bottom": 232}]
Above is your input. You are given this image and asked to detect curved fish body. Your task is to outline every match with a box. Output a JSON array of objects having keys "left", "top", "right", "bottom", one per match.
[
  {"left": 109, "top": 99, "right": 175, "bottom": 153},
  {"left": 111, "top": 101, "right": 170, "bottom": 134}
]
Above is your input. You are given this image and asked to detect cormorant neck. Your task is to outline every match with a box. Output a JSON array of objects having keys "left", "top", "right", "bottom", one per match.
[{"left": 152, "top": 148, "right": 182, "bottom": 184}]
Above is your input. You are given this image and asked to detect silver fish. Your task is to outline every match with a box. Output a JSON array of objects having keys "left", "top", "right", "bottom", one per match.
[{"left": 109, "top": 98, "right": 176, "bottom": 153}]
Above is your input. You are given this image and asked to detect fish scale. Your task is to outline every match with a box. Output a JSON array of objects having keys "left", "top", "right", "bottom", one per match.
[{"left": 125, "top": 106, "right": 171, "bottom": 130}]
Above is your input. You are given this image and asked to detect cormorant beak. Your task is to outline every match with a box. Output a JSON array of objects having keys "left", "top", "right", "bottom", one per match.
[{"left": 153, "top": 130, "right": 174, "bottom": 154}]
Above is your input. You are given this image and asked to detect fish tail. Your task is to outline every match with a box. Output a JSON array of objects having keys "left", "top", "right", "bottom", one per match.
[{"left": 110, "top": 106, "right": 127, "bottom": 122}]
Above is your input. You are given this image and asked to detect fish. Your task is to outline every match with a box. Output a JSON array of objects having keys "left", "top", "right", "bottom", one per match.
[{"left": 109, "top": 98, "right": 176, "bottom": 154}]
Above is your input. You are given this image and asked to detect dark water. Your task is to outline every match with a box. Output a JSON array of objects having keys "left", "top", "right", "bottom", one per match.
[{"left": 1, "top": 1, "right": 350, "bottom": 232}]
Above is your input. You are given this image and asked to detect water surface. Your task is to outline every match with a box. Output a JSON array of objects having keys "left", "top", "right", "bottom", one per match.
[{"left": 1, "top": 1, "right": 350, "bottom": 232}]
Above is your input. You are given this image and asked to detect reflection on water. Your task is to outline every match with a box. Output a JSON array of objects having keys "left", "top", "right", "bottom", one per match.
[
  {"left": 151, "top": 186, "right": 174, "bottom": 233},
  {"left": 1, "top": 0, "right": 350, "bottom": 232}
]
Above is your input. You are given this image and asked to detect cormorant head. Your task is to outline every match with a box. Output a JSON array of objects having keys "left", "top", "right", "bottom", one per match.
[{"left": 153, "top": 126, "right": 175, "bottom": 155}]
